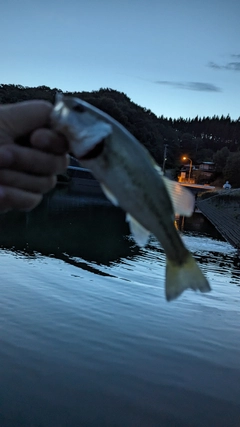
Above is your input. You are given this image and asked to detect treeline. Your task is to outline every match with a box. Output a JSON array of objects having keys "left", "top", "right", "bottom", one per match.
[
  {"left": 0, "top": 84, "right": 179, "bottom": 166},
  {"left": 1, "top": 84, "right": 240, "bottom": 175}
]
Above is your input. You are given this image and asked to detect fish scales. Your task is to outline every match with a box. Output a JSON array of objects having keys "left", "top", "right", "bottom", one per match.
[{"left": 83, "top": 134, "right": 188, "bottom": 262}]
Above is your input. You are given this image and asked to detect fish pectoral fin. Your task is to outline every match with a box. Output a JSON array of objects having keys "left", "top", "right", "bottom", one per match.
[
  {"left": 152, "top": 163, "right": 194, "bottom": 217},
  {"left": 126, "top": 214, "right": 150, "bottom": 247},
  {"left": 153, "top": 163, "right": 164, "bottom": 175},
  {"left": 163, "top": 175, "right": 194, "bottom": 217},
  {"left": 165, "top": 253, "right": 211, "bottom": 301},
  {"left": 100, "top": 184, "right": 119, "bottom": 206}
]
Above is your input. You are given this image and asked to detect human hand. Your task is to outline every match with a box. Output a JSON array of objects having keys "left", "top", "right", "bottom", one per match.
[{"left": 0, "top": 100, "right": 69, "bottom": 212}]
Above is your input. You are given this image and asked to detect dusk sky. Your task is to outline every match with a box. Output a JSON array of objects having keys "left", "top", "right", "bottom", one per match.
[{"left": 1, "top": 0, "right": 240, "bottom": 119}]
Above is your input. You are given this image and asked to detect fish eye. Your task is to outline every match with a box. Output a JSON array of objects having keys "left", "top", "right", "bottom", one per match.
[{"left": 72, "top": 104, "right": 86, "bottom": 113}]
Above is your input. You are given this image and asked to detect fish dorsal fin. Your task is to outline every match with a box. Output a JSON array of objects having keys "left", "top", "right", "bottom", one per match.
[
  {"left": 153, "top": 164, "right": 194, "bottom": 217},
  {"left": 126, "top": 214, "right": 150, "bottom": 247},
  {"left": 100, "top": 183, "right": 119, "bottom": 206}
]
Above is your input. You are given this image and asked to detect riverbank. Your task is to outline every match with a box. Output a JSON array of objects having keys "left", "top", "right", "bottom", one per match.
[{"left": 197, "top": 189, "right": 240, "bottom": 250}]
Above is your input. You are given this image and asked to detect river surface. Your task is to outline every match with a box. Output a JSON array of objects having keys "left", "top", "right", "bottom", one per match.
[{"left": 0, "top": 192, "right": 240, "bottom": 427}]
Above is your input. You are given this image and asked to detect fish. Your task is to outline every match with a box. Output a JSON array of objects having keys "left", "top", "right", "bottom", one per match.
[{"left": 51, "top": 94, "right": 211, "bottom": 301}]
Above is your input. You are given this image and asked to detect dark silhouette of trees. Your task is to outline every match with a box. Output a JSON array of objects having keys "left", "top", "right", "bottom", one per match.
[
  {"left": 0, "top": 84, "right": 240, "bottom": 178},
  {"left": 223, "top": 152, "right": 240, "bottom": 188},
  {"left": 213, "top": 147, "right": 231, "bottom": 172}
]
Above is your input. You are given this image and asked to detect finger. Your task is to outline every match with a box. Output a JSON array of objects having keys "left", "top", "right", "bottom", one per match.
[
  {"left": 30, "top": 128, "right": 69, "bottom": 154},
  {"left": 0, "top": 145, "right": 69, "bottom": 176},
  {"left": 0, "top": 170, "right": 57, "bottom": 194},
  {"left": 0, "top": 185, "right": 42, "bottom": 212},
  {"left": 0, "top": 100, "right": 52, "bottom": 140}
]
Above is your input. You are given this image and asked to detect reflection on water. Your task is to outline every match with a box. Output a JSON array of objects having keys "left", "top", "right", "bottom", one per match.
[
  {"left": 0, "top": 190, "right": 140, "bottom": 268},
  {"left": 0, "top": 191, "right": 240, "bottom": 427},
  {"left": 175, "top": 212, "right": 225, "bottom": 239}
]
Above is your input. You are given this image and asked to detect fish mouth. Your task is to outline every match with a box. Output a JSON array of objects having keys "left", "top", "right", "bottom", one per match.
[{"left": 78, "top": 138, "right": 105, "bottom": 160}]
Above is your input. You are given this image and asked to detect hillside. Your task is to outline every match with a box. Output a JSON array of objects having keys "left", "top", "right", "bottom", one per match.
[{"left": 1, "top": 84, "right": 240, "bottom": 177}]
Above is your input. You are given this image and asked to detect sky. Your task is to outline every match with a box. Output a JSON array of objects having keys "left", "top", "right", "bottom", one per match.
[{"left": 1, "top": 0, "right": 240, "bottom": 120}]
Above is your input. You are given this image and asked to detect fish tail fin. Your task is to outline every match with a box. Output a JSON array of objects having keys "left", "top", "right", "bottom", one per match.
[{"left": 165, "top": 252, "right": 211, "bottom": 301}]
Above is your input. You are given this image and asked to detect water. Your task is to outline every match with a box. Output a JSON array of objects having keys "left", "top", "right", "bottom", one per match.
[{"left": 0, "top": 193, "right": 240, "bottom": 427}]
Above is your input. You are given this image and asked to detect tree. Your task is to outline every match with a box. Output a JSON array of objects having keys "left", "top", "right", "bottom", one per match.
[
  {"left": 213, "top": 147, "right": 230, "bottom": 172},
  {"left": 223, "top": 152, "right": 240, "bottom": 187},
  {"left": 1, "top": 83, "right": 240, "bottom": 170},
  {"left": 196, "top": 148, "right": 214, "bottom": 162}
]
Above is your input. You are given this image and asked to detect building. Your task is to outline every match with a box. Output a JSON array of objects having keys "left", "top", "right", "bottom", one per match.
[{"left": 178, "top": 162, "right": 215, "bottom": 184}]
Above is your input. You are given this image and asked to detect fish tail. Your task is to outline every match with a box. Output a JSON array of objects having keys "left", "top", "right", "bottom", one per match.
[{"left": 165, "top": 252, "right": 211, "bottom": 301}]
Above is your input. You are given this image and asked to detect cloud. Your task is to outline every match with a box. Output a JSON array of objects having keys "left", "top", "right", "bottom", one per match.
[
  {"left": 208, "top": 60, "right": 240, "bottom": 72},
  {"left": 155, "top": 81, "right": 222, "bottom": 92},
  {"left": 231, "top": 54, "right": 240, "bottom": 59},
  {"left": 208, "top": 61, "right": 223, "bottom": 70},
  {"left": 227, "top": 62, "right": 240, "bottom": 71}
]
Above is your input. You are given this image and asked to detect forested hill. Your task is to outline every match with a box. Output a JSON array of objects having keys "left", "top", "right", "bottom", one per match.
[{"left": 0, "top": 84, "right": 240, "bottom": 171}]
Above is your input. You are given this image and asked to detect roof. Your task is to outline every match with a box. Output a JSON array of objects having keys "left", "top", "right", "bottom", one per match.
[{"left": 200, "top": 162, "right": 215, "bottom": 165}]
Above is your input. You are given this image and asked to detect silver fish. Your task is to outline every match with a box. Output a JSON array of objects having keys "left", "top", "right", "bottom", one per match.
[{"left": 51, "top": 94, "right": 211, "bottom": 301}]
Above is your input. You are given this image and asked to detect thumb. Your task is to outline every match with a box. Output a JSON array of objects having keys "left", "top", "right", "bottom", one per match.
[{"left": 0, "top": 100, "right": 52, "bottom": 140}]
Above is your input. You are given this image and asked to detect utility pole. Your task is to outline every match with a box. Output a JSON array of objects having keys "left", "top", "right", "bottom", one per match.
[{"left": 162, "top": 144, "right": 168, "bottom": 174}]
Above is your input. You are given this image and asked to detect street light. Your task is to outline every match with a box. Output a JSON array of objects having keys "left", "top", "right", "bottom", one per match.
[
  {"left": 182, "top": 156, "right": 192, "bottom": 182},
  {"left": 162, "top": 144, "right": 168, "bottom": 174}
]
